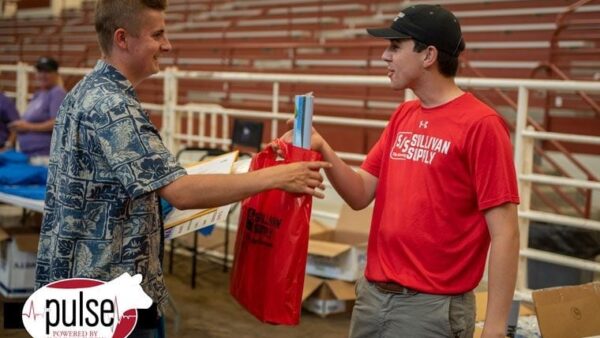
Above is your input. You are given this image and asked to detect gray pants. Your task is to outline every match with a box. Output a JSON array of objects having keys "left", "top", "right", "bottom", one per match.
[{"left": 349, "top": 277, "right": 476, "bottom": 338}]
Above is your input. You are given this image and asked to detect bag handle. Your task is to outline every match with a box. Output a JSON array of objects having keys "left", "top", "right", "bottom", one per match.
[{"left": 273, "top": 138, "right": 291, "bottom": 160}]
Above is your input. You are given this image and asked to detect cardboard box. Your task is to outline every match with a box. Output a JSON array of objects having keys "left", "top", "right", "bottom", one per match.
[
  {"left": 474, "top": 291, "right": 535, "bottom": 338},
  {"left": 532, "top": 282, "right": 600, "bottom": 338},
  {"left": 0, "top": 227, "right": 39, "bottom": 298},
  {"left": 306, "top": 205, "right": 372, "bottom": 281},
  {"left": 302, "top": 275, "right": 355, "bottom": 317},
  {"left": 309, "top": 219, "right": 329, "bottom": 237}
]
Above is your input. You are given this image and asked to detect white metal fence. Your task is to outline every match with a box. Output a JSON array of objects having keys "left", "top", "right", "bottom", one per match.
[{"left": 1, "top": 62, "right": 599, "bottom": 298}]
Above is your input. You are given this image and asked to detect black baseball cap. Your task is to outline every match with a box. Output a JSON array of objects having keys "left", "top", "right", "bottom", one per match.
[
  {"left": 35, "top": 56, "right": 59, "bottom": 72},
  {"left": 367, "top": 4, "right": 465, "bottom": 57}
]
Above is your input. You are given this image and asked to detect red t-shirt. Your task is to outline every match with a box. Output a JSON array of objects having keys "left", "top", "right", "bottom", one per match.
[{"left": 361, "top": 93, "right": 519, "bottom": 294}]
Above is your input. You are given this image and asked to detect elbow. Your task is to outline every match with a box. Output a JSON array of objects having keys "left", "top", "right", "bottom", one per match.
[
  {"left": 158, "top": 177, "right": 191, "bottom": 210},
  {"left": 166, "top": 197, "right": 189, "bottom": 210},
  {"left": 346, "top": 198, "right": 371, "bottom": 211},
  {"left": 342, "top": 189, "right": 374, "bottom": 211}
]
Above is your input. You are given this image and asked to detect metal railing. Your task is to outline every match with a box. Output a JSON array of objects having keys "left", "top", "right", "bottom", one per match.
[
  {"left": 464, "top": 60, "right": 599, "bottom": 219},
  {"left": 1, "top": 63, "right": 599, "bottom": 298}
]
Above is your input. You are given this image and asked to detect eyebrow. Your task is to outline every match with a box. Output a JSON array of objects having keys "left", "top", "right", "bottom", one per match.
[{"left": 389, "top": 39, "right": 401, "bottom": 47}]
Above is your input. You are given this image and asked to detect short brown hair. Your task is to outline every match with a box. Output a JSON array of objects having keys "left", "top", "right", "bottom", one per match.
[
  {"left": 412, "top": 39, "right": 464, "bottom": 78},
  {"left": 95, "top": 0, "right": 167, "bottom": 56}
]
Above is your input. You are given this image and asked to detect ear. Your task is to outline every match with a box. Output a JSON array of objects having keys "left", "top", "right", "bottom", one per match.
[
  {"left": 423, "top": 46, "right": 438, "bottom": 68},
  {"left": 113, "top": 28, "right": 128, "bottom": 50}
]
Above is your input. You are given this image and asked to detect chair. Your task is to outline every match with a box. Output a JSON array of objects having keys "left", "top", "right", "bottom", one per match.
[{"left": 168, "top": 118, "right": 264, "bottom": 288}]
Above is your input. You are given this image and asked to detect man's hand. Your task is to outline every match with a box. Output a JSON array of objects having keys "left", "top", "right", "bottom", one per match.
[
  {"left": 268, "top": 161, "right": 332, "bottom": 198},
  {"left": 8, "top": 120, "right": 31, "bottom": 132},
  {"left": 273, "top": 119, "right": 326, "bottom": 153}
]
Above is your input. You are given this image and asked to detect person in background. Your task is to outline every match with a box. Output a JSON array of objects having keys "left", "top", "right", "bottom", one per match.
[
  {"left": 282, "top": 4, "right": 520, "bottom": 338},
  {"left": 9, "top": 56, "right": 66, "bottom": 164},
  {"left": 0, "top": 91, "right": 19, "bottom": 151}
]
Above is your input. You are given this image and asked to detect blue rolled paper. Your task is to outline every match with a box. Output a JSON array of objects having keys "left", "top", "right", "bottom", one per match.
[{"left": 293, "top": 92, "right": 314, "bottom": 149}]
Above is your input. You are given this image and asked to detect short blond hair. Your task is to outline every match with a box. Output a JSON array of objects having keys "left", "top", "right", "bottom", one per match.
[{"left": 94, "top": 0, "right": 167, "bottom": 56}]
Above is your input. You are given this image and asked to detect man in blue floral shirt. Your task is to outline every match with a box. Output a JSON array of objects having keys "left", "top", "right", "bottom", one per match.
[{"left": 35, "top": 0, "right": 330, "bottom": 332}]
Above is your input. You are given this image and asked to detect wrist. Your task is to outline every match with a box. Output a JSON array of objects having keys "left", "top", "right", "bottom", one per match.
[
  {"left": 254, "top": 169, "right": 276, "bottom": 191},
  {"left": 481, "top": 324, "right": 506, "bottom": 338},
  {"left": 319, "top": 141, "right": 334, "bottom": 161}
]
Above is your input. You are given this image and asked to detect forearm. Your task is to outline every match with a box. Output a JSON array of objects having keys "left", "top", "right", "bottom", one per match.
[
  {"left": 29, "top": 119, "right": 55, "bottom": 132},
  {"left": 15, "top": 119, "right": 55, "bottom": 132},
  {"left": 320, "top": 142, "right": 372, "bottom": 209},
  {"left": 160, "top": 159, "right": 329, "bottom": 209},
  {"left": 483, "top": 206, "right": 520, "bottom": 337},
  {"left": 7, "top": 132, "right": 16, "bottom": 145},
  {"left": 159, "top": 171, "right": 272, "bottom": 210},
  {"left": 3, "top": 132, "right": 16, "bottom": 148}
]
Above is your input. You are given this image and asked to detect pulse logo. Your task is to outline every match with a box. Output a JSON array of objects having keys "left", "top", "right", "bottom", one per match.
[{"left": 22, "top": 273, "right": 152, "bottom": 338}]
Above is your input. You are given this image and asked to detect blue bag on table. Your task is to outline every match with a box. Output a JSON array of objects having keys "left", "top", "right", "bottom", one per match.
[
  {"left": 0, "top": 164, "right": 48, "bottom": 185},
  {"left": 0, "top": 150, "right": 29, "bottom": 166}
]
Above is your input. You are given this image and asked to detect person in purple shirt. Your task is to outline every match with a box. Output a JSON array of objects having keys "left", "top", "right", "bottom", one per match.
[
  {"left": 0, "top": 92, "right": 19, "bottom": 150},
  {"left": 9, "top": 57, "right": 66, "bottom": 162}
]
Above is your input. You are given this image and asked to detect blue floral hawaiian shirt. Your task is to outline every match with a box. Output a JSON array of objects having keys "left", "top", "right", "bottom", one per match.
[{"left": 35, "top": 60, "right": 187, "bottom": 309}]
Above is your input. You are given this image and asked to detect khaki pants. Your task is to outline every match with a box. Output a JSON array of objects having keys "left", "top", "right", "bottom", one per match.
[{"left": 349, "top": 277, "right": 476, "bottom": 338}]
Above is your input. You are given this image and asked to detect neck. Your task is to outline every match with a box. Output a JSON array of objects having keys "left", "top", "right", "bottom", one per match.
[
  {"left": 412, "top": 74, "right": 464, "bottom": 108},
  {"left": 103, "top": 55, "right": 142, "bottom": 87}
]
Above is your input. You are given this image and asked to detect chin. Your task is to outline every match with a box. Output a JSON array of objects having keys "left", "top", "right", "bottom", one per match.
[{"left": 147, "top": 65, "right": 160, "bottom": 76}]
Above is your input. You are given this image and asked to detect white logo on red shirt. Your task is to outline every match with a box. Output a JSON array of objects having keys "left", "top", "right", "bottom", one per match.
[{"left": 390, "top": 132, "right": 451, "bottom": 165}]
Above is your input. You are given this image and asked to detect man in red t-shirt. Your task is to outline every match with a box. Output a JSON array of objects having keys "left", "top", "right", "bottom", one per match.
[{"left": 287, "top": 4, "right": 520, "bottom": 338}]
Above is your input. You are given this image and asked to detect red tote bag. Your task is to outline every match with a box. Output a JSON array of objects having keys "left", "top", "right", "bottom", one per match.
[{"left": 230, "top": 141, "right": 322, "bottom": 325}]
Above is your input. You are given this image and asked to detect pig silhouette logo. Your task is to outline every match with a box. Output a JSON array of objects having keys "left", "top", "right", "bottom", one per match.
[{"left": 22, "top": 273, "right": 152, "bottom": 338}]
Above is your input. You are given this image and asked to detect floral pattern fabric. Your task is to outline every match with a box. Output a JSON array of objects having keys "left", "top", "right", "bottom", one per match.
[{"left": 35, "top": 60, "right": 186, "bottom": 309}]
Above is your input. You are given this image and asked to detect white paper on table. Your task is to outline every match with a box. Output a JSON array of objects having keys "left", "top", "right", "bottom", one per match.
[
  {"left": 163, "top": 151, "right": 238, "bottom": 238},
  {"left": 164, "top": 204, "right": 232, "bottom": 240}
]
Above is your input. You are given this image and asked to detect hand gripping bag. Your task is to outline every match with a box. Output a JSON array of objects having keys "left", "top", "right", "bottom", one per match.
[{"left": 230, "top": 140, "right": 321, "bottom": 325}]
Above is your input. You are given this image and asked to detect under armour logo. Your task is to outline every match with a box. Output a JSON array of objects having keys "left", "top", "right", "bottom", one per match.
[
  {"left": 393, "top": 12, "right": 405, "bottom": 21},
  {"left": 419, "top": 120, "right": 429, "bottom": 129}
]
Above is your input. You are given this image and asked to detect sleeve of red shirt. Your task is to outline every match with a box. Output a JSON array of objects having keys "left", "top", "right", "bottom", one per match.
[
  {"left": 465, "top": 115, "right": 520, "bottom": 210},
  {"left": 361, "top": 116, "right": 392, "bottom": 178}
]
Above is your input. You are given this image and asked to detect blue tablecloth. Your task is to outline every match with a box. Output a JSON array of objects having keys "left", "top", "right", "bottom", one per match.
[{"left": 0, "top": 185, "right": 46, "bottom": 200}]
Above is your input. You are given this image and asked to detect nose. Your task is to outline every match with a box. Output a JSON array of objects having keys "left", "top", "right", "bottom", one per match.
[
  {"left": 162, "top": 35, "right": 172, "bottom": 52},
  {"left": 381, "top": 48, "right": 392, "bottom": 63}
]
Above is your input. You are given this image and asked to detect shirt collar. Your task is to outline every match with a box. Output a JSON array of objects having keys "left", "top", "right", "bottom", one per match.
[{"left": 93, "top": 60, "right": 138, "bottom": 100}]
